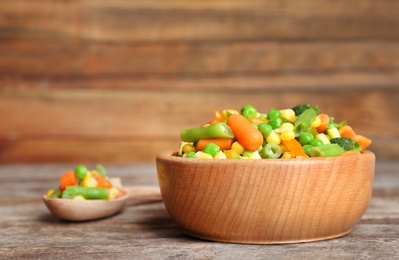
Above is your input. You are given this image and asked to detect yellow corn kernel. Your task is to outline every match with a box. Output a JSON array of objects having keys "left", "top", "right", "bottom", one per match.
[
  {"left": 231, "top": 141, "right": 245, "bottom": 155},
  {"left": 178, "top": 141, "right": 192, "bottom": 156},
  {"left": 183, "top": 143, "right": 196, "bottom": 154},
  {"left": 276, "top": 122, "right": 294, "bottom": 133},
  {"left": 281, "top": 152, "right": 293, "bottom": 159},
  {"left": 266, "top": 130, "right": 281, "bottom": 145},
  {"left": 82, "top": 174, "right": 98, "bottom": 187},
  {"left": 46, "top": 190, "right": 54, "bottom": 198},
  {"left": 108, "top": 187, "right": 120, "bottom": 200},
  {"left": 224, "top": 150, "right": 241, "bottom": 159},
  {"left": 316, "top": 133, "right": 331, "bottom": 144},
  {"left": 214, "top": 151, "right": 227, "bottom": 159},
  {"left": 327, "top": 127, "right": 341, "bottom": 139},
  {"left": 249, "top": 151, "right": 262, "bottom": 159},
  {"left": 280, "top": 130, "right": 296, "bottom": 141},
  {"left": 280, "top": 109, "right": 296, "bottom": 123},
  {"left": 73, "top": 195, "right": 86, "bottom": 200},
  {"left": 194, "top": 151, "right": 213, "bottom": 159},
  {"left": 311, "top": 116, "right": 321, "bottom": 128},
  {"left": 89, "top": 170, "right": 100, "bottom": 177},
  {"left": 224, "top": 109, "right": 239, "bottom": 117}
]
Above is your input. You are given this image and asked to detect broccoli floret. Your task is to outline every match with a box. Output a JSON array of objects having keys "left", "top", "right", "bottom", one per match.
[
  {"left": 330, "top": 137, "right": 362, "bottom": 153},
  {"left": 292, "top": 104, "right": 321, "bottom": 116}
]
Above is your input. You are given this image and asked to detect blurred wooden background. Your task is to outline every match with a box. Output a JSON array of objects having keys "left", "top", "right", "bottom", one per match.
[{"left": 0, "top": 1, "right": 398, "bottom": 163}]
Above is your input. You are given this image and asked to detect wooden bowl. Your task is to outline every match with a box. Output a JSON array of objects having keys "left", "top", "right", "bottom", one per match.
[{"left": 156, "top": 150, "right": 375, "bottom": 244}]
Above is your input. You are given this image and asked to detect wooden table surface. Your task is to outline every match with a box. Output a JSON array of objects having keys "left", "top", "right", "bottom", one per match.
[{"left": 1, "top": 162, "right": 398, "bottom": 259}]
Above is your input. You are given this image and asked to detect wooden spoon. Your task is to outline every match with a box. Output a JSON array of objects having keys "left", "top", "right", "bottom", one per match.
[{"left": 43, "top": 186, "right": 161, "bottom": 221}]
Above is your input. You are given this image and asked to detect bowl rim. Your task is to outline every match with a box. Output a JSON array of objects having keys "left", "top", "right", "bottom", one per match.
[{"left": 156, "top": 150, "right": 375, "bottom": 166}]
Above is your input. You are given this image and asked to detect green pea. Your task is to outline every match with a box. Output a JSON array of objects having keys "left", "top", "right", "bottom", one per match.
[
  {"left": 302, "top": 144, "right": 313, "bottom": 156},
  {"left": 186, "top": 151, "right": 196, "bottom": 158},
  {"left": 75, "top": 165, "right": 88, "bottom": 180},
  {"left": 310, "top": 139, "right": 324, "bottom": 147},
  {"left": 268, "top": 117, "right": 283, "bottom": 130},
  {"left": 242, "top": 151, "right": 253, "bottom": 157},
  {"left": 267, "top": 109, "right": 281, "bottom": 119},
  {"left": 258, "top": 123, "right": 272, "bottom": 137},
  {"left": 241, "top": 105, "right": 258, "bottom": 119},
  {"left": 298, "top": 133, "right": 314, "bottom": 145},
  {"left": 203, "top": 143, "right": 221, "bottom": 157}
]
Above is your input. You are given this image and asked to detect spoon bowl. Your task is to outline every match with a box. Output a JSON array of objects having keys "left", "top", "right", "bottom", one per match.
[
  {"left": 43, "top": 192, "right": 129, "bottom": 221},
  {"left": 43, "top": 186, "right": 161, "bottom": 221}
]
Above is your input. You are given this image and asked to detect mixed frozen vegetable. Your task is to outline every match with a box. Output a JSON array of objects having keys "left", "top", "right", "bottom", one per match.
[
  {"left": 178, "top": 104, "right": 372, "bottom": 159},
  {"left": 46, "top": 165, "right": 124, "bottom": 200}
]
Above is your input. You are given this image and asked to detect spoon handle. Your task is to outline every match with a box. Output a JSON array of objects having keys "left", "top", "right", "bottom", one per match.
[{"left": 124, "top": 186, "right": 162, "bottom": 205}]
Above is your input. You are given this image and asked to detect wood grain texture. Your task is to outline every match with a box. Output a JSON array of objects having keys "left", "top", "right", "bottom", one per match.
[
  {"left": 1, "top": 162, "right": 398, "bottom": 258},
  {"left": 0, "top": 1, "right": 398, "bottom": 162},
  {"left": 2, "top": 39, "right": 399, "bottom": 77},
  {"left": 1, "top": 0, "right": 399, "bottom": 41},
  {"left": 0, "top": 87, "right": 398, "bottom": 162},
  {"left": 156, "top": 151, "right": 375, "bottom": 244}
]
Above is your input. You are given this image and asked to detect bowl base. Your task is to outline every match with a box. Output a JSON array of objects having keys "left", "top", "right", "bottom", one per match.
[{"left": 182, "top": 229, "right": 353, "bottom": 244}]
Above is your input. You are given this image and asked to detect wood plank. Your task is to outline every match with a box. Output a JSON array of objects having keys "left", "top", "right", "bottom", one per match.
[
  {"left": 0, "top": 163, "right": 398, "bottom": 259},
  {"left": 1, "top": 0, "right": 399, "bottom": 41},
  {"left": 2, "top": 71, "right": 399, "bottom": 91},
  {"left": 1, "top": 87, "right": 397, "bottom": 138},
  {"left": 0, "top": 139, "right": 177, "bottom": 163},
  {"left": 2, "top": 39, "right": 399, "bottom": 77},
  {"left": 1, "top": 87, "right": 397, "bottom": 162}
]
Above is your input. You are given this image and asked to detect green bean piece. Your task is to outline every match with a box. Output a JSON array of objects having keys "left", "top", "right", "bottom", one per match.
[
  {"left": 260, "top": 143, "right": 282, "bottom": 159},
  {"left": 294, "top": 108, "right": 317, "bottom": 137},
  {"left": 203, "top": 143, "right": 221, "bottom": 157},
  {"left": 309, "top": 144, "right": 345, "bottom": 157},
  {"left": 306, "top": 126, "right": 319, "bottom": 137},
  {"left": 61, "top": 186, "right": 109, "bottom": 200},
  {"left": 258, "top": 123, "right": 272, "bottom": 137},
  {"left": 180, "top": 122, "right": 234, "bottom": 142},
  {"left": 74, "top": 165, "right": 88, "bottom": 180},
  {"left": 241, "top": 105, "right": 258, "bottom": 119}
]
